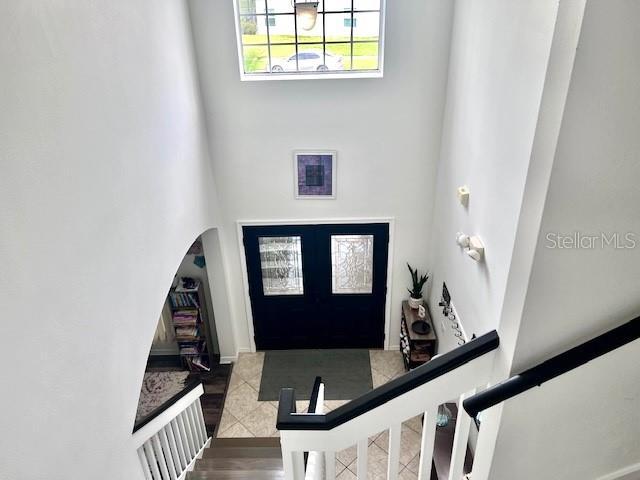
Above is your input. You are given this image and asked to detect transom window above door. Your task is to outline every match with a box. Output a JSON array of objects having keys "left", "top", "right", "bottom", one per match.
[{"left": 233, "top": 0, "right": 385, "bottom": 80}]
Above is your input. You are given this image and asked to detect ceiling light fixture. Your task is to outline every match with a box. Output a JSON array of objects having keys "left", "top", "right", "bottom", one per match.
[{"left": 294, "top": 1, "right": 319, "bottom": 31}]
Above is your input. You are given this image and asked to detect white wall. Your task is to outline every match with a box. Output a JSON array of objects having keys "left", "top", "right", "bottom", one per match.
[
  {"left": 0, "top": 1, "right": 219, "bottom": 479},
  {"left": 188, "top": 0, "right": 454, "bottom": 352},
  {"left": 202, "top": 228, "right": 239, "bottom": 363},
  {"left": 487, "top": 1, "right": 640, "bottom": 478},
  {"left": 427, "top": 0, "right": 561, "bottom": 352}
]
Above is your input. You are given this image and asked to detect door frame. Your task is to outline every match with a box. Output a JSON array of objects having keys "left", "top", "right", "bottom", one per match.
[{"left": 236, "top": 217, "right": 396, "bottom": 353}]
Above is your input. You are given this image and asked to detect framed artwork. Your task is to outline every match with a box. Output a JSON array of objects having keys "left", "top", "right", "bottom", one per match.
[{"left": 293, "top": 150, "right": 337, "bottom": 199}]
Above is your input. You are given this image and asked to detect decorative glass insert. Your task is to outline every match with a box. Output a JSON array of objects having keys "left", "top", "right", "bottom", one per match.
[
  {"left": 234, "top": 0, "right": 384, "bottom": 78},
  {"left": 259, "top": 236, "right": 304, "bottom": 295},
  {"left": 331, "top": 234, "right": 374, "bottom": 294}
]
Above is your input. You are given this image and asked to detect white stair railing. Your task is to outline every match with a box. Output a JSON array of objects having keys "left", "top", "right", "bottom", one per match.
[
  {"left": 277, "top": 332, "right": 499, "bottom": 480},
  {"left": 133, "top": 383, "right": 211, "bottom": 480}
]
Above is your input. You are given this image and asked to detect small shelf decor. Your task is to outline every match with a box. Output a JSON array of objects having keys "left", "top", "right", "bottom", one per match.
[{"left": 293, "top": 150, "right": 337, "bottom": 199}]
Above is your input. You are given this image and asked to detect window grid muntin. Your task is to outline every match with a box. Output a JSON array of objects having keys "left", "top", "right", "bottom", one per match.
[
  {"left": 349, "top": 0, "right": 354, "bottom": 69},
  {"left": 237, "top": 1, "right": 382, "bottom": 76},
  {"left": 264, "top": 0, "right": 273, "bottom": 72}
]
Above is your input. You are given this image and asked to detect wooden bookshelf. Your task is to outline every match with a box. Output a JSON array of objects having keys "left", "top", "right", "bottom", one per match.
[
  {"left": 168, "top": 278, "right": 214, "bottom": 372},
  {"left": 400, "top": 300, "right": 438, "bottom": 370}
]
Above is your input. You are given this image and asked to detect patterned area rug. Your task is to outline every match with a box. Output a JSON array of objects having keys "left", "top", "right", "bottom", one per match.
[{"left": 135, "top": 371, "right": 190, "bottom": 422}]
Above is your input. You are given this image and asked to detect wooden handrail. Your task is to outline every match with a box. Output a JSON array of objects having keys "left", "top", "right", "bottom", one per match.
[
  {"left": 276, "top": 330, "right": 500, "bottom": 431},
  {"left": 463, "top": 315, "right": 640, "bottom": 418}
]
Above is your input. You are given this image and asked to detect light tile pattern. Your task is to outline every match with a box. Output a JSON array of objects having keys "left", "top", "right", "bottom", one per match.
[{"left": 217, "top": 349, "right": 423, "bottom": 478}]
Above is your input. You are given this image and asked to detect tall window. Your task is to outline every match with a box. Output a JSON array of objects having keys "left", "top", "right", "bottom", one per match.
[{"left": 234, "top": 0, "right": 385, "bottom": 79}]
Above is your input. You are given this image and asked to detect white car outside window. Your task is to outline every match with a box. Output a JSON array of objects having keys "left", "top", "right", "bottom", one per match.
[{"left": 271, "top": 50, "right": 344, "bottom": 73}]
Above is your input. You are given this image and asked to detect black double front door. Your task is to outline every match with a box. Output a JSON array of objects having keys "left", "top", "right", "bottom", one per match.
[{"left": 243, "top": 223, "right": 389, "bottom": 350}]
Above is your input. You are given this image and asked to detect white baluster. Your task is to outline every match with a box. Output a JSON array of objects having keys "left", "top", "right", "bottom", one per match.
[
  {"left": 165, "top": 423, "right": 184, "bottom": 473},
  {"left": 176, "top": 414, "right": 193, "bottom": 465},
  {"left": 159, "top": 427, "right": 178, "bottom": 479},
  {"left": 137, "top": 447, "right": 153, "bottom": 480},
  {"left": 187, "top": 403, "right": 203, "bottom": 448},
  {"left": 195, "top": 398, "right": 209, "bottom": 441},
  {"left": 152, "top": 434, "right": 171, "bottom": 480},
  {"left": 417, "top": 410, "right": 437, "bottom": 480},
  {"left": 144, "top": 441, "right": 162, "bottom": 480},
  {"left": 325, "top": 451, "right": 336, "bottom": 480},
  {"left": 180, "top": 410, "right": 197, "bottom": 458},
  {"left": 448, "top": 391, "right": 476, "bottom": 480},
  {"left": 192, "top": 402, "right": 206, "bottom": 446},
  {"left": 191, "top": 403, "right": 205, "bottom": 448},
  {"left": 356, "top": 439, "right": 368, "bottom": 480},
  {"left": 282, "top": 448, "right": 305, "bottom": 480},
  {"left": 387, "top": 424, "right": 402, "bottom": 480}
]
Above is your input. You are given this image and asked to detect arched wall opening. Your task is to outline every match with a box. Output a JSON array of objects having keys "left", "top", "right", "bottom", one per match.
[{"left": 133, "top": 227, "right": 237, "bottom": 433}]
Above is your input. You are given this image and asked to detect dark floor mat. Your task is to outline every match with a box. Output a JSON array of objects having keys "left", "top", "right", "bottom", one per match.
[{"left": 258, "top": 349, "right": 372, "bottom": 401}]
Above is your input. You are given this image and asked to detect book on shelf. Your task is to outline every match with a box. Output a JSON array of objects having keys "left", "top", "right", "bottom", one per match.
[
  {"left": 179, "top": 344, "right": 203, "bottom": 355},
  {"left": 168, "top": 291, "right": 199, "bottom": 309},
  {"left": 175, "top": 326, "right": 200, "bottom": 340},
  {"left": 172, "top": 310, "right": 198, "bottom": 326}
]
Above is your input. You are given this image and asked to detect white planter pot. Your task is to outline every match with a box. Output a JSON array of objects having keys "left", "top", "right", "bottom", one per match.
[{"left": 408, "top": 296, "right": 423, "bottom": 309}]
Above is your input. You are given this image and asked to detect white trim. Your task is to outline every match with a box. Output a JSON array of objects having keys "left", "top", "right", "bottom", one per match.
[
  {"left": 232, "top": 0, "right": 245, "bottom": 80},
  {"left": 132, "top": 384, "right": 205, "bottom": 448},
  {"left": 293, "top": 150, "right": 337, "bottom": 200},
  {"left": 384, "top": 217, "right": 395, "bottom": 349},
  {"left": 378, "top": 0, "right": 387, "bottom": 74},
  {"left": 597, "top": 463, "right": 640, "bottom": 480},
  {"left": 237, "top": 217, "right": 395, "bottom": 352},
  {"left": 241, "top": 71, "right": 384, "bottom": 82},
  {"left": 220, "top": 355, "right": 237, "bottom": 364},
  {"left": 237, "top": 220, "right": 258, "bottom": 352},
  {"left": 221, "top": 346, "right": 251, "bottom": 364}
]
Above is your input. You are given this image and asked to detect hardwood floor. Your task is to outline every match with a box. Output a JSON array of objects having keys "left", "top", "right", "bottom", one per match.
[
  {"left": 189, "top": 363, "right": 232, "bottom": 437},
  {"left": 146, "top": 354, "right": 232, "bottom": 437}
]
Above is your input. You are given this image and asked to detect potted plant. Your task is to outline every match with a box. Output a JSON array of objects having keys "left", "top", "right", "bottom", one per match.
[{"left": 407, "top": 263, "right": 429, "bottom": 309}]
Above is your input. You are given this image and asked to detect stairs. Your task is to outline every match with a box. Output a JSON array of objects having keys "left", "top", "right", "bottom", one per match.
[{"left": 187, "top": 438, "right": 284, "bottom": 480}]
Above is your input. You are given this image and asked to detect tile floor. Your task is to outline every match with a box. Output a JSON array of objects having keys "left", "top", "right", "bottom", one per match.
[{"left": 218, "top": 350, "right": 425, "bottom": 479}]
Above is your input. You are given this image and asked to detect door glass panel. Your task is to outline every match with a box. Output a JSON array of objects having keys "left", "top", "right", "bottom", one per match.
[
  {"left": 259, "top": 236, "right": 304, "bottom": 296},
  {"left": 331, "top": 235, "right": 374, "bottom": 294}
]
